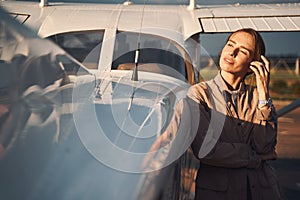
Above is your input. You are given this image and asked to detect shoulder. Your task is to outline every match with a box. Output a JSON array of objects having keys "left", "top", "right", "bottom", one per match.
[{"left": 187, "top": 82, "right": 210, "bottom": 103}]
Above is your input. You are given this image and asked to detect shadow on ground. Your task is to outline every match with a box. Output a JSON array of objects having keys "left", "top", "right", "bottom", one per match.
[{"left": 270, "top": 159, "right": 300, "bottom": 200}]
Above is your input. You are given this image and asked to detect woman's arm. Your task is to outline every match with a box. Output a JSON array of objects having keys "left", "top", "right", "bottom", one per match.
[
  {"left": 198, "top": 141, "right": 261, "bottom": 168},
  {"left": 249, "top": 55, "right": 278, "bottom": 156},
  {"left": 251, "top": 105, "right": 277, "bottom": 155}
]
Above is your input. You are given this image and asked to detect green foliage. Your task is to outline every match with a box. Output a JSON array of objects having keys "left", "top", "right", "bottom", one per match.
[{"left": 270, "top": 77, "right": 300, "bottom": 100}]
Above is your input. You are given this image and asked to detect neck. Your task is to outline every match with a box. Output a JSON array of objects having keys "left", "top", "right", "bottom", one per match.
[{"left": 220, "top": 71, "right": 243, "bottom": 90}]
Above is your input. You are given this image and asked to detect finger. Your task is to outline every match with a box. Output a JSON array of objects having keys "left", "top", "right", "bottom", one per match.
[
  {"left": 249, "top": 65, "right": 259, "bottom": 77},
  {"left": 260, "top": 55, "right": 270, "bottom": 73},
  {"left": 249, "top": 64, "right": 256, "bottom": 73},
  {"left": 249, "top": 64, "right": 267, "bottom": 83},
  {"left": 251, "top": 60, "right": 270, "bottom": 78},
  {"left": 250, "top": 61, "right": 265, "bottom": 77}
]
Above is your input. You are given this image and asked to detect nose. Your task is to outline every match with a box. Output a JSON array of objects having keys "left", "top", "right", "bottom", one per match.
[{"left": 228, "top": 48, "right": 238, "bottom": 57}]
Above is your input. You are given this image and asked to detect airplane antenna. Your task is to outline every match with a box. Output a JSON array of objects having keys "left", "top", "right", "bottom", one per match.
[
  {"left": 58, "top": 61, "right": 70, "bottom": 86},
  {"left": 114, "top": 0, "right": 148, "bottom": 146},
  {"left": 123, "top": 0, "right": 133, "bottom": 5},
  {"left": 187, "top": 0, "right": 196, "bottom": 10},
  {"left": 131, "top": 45, "right": 140, "bottom": 81},
  {"left": 131, "top": 0, "right": 146, "bottom": 81},
  {"left": 39, "top": 0, "right": 48, "bottom": 7}
]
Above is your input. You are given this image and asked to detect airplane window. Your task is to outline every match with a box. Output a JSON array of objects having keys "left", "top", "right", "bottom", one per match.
[
  {"left": 48, "top": 30, "right": 104, "bottom": 69},
  {"left": 112, "top": 31, "right": 189, "bottom": 82}
]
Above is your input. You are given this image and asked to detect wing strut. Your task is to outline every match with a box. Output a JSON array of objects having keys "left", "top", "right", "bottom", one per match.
[{"left": 277, "top": 98, "right": 300, "bottom": 118}]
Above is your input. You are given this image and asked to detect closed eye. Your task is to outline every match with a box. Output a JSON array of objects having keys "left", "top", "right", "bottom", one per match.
[
  {"left": 241, "top": 50, "right": 247, "bottom": 55},
  {"left": 227, "top": 42, "right": 234, "bottom": 47}
]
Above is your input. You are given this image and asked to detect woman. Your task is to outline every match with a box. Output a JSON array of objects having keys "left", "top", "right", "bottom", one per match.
[
  {"left": 189, "top": 28, "right": 282, "bottom": 200},
  {"left": 144, "top": 28, "right": 282, "bottom": 200}
]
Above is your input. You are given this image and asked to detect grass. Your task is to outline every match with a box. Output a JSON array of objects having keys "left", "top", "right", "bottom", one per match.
[{"left": 198, "top": 69, "right": 300, "bottom": 101}]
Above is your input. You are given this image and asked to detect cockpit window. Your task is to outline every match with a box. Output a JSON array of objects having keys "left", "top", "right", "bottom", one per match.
[
  {"left": 48, "top": 30, "right": 104, "bottom": 69},
  {"left": 112, "top": 31, "right": 190, "bottom": 82}
]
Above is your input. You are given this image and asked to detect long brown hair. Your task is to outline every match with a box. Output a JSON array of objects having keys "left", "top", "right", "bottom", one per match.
[
  {"left": 227, "top": 28, "right": 266, "bottom": 84},
  {"left": 227, "top": 28, "right": 266, "bottom": 62}
]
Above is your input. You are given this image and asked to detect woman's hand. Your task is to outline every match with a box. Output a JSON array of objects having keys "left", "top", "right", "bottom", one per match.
[{"left": 249, "top": 55, "right": 270, "bottom": 101}]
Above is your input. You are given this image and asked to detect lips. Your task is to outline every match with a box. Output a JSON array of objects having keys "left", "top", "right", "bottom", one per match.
[{"left": 224, "top": 56, "right": 234, "bottom": 64}]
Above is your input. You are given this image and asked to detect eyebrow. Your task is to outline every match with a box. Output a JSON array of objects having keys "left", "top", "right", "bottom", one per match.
[{"left": 228, "top": 39, "right": 253, "bottom": 53}]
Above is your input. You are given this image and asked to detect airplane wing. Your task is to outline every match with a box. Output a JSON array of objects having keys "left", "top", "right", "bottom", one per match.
[
  {"left": 195, "top": 3, "right": 300, "bottom": 33},
  {"left": 2, "top": 2, "right": 300, "bottom": 38}
]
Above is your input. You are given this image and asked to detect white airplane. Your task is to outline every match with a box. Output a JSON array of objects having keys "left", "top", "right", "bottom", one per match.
[{"left": 0, "top": 0, "right": 300, "bottom": 199}]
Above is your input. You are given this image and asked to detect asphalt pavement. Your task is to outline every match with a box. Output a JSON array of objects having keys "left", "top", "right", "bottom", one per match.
[{"left": 270, "top": 101, "right": 300, "bottom": 200}]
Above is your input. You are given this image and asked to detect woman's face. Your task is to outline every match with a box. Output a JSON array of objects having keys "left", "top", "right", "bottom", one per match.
[{"left": 219, "top": 31, "right": 255, "bottom": 77}]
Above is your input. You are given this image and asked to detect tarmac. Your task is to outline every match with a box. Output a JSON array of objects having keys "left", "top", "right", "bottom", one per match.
[{"left": 270, "top": 101, "right": 300, "bottom": 200}]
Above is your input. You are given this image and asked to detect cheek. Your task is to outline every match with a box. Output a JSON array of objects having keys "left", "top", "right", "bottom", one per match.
[
  {"left": 220, "top": 47, "right": 228, "bottom": 56},
  {"left": 242, "top": 61, "right": 251, "bottom": 72},
  {"left": 237, "top": 56, "right": 251, "bottom": 66},
  {"left": 219, "top": 49, "right": 227, "bottom": 61},
  {"left": 235, "top": 58, "right": 250, "bottom": 71}
]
